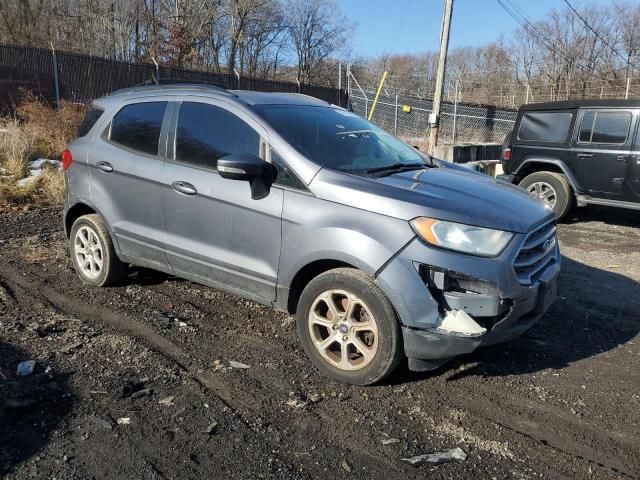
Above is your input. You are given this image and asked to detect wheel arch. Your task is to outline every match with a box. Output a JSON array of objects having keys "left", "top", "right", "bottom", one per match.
[
  {"left": 283, "top": 259, "right": 360, "bottom": 315},
  {"left": 514, "top": 158, "right": 582, "bottom": 193},
  {"left": 64, "top": 202, "right": 119, "bottom": 253}
]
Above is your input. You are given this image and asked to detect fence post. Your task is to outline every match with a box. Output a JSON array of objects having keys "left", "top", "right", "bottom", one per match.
[
  {"left": 452, "top": 79, "right": 458, "bottom": 143},
  {"left": 625, "top": 77, "right": 630, "bottom": 99},
  {"left": 50, "top": 42, "right": 60, "bottom": 108},
  {"left": 394, "top": 93, "right": 399, "bottom": 135},
  {"left": 151, "top": 57, "right": 160, "bottom": 84},
  {"left": 336, "top": 62, "right": 343, "bottom": 106}
]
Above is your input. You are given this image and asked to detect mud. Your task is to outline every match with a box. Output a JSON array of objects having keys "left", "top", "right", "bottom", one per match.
[{"left": 0, "top": 205, "right": 638, "bottom": 479}]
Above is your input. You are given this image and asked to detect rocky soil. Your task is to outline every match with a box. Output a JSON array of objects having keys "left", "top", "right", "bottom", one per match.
[{"left": 1, "top": 205, "right": 638, "bottom": 479}]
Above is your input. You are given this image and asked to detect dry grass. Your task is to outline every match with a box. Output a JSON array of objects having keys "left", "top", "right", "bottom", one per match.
[
  {"left": 0, "top": 92, "right": 83, "bottom": 208},
  {"left": 0, "top": 119, "right": 32, "bottom": 178},
  {"left": 16, "top": 91, "right": 85, "bottom": 160}
]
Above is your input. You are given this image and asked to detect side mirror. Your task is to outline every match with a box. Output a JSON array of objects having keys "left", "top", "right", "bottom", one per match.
[{"left": 217, "top": 153, "right": 275, "bottom": 200}]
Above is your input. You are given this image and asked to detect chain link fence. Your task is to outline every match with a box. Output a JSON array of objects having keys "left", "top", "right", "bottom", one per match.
[
  {"left": 347, "top": 69, "right": 640, "bottom": 147},
  {"left": 349, "top": 86, "right": 517, "bottom": 147}
]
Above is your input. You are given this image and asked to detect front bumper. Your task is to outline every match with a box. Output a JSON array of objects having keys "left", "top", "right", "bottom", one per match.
[{"left": 374, "top": 222, "right": 560, "bottom": 371}]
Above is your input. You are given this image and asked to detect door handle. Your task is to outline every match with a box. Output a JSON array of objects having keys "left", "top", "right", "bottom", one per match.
[
  {"left": 96, "top": 161, "right": 113, "bottom": 172},
  {"left": 171, "top": 181, "right": 197, "bottom": 195},
  {"left": 616, "top": 154, "right": 628, "bottom": 162},
  {"left": 576, "top": 153, "right": 593, "bottom": 158}
]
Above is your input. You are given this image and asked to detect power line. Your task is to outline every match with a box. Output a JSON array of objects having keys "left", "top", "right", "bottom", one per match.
[{"left": 561, "top": 0, "right": 640, "bottom": 74}]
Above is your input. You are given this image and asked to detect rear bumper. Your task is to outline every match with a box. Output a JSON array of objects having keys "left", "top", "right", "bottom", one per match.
[{"left": 496, "top": 173, "right": 515, "bottom": 184}]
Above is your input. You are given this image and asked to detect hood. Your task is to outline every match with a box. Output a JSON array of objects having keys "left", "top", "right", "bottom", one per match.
[{"left": 309, "top": 163, "right": 554, "bottom": 234}]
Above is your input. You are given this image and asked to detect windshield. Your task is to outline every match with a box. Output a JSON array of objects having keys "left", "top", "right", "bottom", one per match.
[{"left": 253, "top": 105, "right": 428, "bottom": 175}]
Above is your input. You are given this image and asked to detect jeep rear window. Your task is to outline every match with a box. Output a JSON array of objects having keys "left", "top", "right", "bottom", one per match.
[
  {"left": 77, "top": 107, "right": 103, "bottom": 137},
  {"left": 517, "top": 111, "right": 573, "bottom": 143}
]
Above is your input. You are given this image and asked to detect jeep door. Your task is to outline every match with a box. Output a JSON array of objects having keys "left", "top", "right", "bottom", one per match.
[
  {"left": 161, "top": 100, "right": 283, "bottom": 303},
  {"left": 572, "top": 109, "right": 635, "bottom": 199},
  {"left": 89, "top": 100, "right": 171, "bottom": 269}
]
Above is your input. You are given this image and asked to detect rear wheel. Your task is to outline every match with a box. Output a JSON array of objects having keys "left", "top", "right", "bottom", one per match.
[
  {"left": 69, "top": 214, "right": 127, "bottom": 286},
  {"left": 519, "top": 171, "right": 573, "bottom": 220},
  {"left": 296, "top": 268, "right": 403, "bottom": 385}
]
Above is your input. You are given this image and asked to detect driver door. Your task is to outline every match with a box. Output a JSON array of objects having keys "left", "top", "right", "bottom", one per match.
[{"left": 161, "top": 100, "right": 283, "bottom": 303}]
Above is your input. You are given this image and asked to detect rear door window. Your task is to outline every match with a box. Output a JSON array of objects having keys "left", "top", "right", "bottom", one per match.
[
  {"left": 77, "top": 107, "right": 103, "bottom": 137},
  {"left": 578, "top": 110, "right": 632, "bottom": 145},
  {"left": 175, "top": 102, "right": 260, "bottom": 170},
  {"left": 517, "top": 111, "right": 573, "bottom": 143},
  {"left": 109, "top": 102, "right": 167, "bottom": 155}
]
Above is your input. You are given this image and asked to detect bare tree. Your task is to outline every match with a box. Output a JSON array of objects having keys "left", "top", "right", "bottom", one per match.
[{"left": 286, "top": 0, "right": 352, "bottom": 84}]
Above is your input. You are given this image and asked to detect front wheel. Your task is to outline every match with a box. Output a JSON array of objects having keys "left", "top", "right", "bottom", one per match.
[
  {"left": 519, "top": 171, "right": 573, "bottom": 220},
  {"left": 296, "top": 268, "right": 403, "bottom": 385}
]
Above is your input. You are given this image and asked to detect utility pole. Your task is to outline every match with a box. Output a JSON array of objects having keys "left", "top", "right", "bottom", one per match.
[{"left": 428, "top": 0, "right": 454, "bottom": 154}]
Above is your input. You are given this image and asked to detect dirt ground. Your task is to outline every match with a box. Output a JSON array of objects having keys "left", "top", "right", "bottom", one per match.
[{"left": 0, "top": 205, "right": 638, "bottom": 480}]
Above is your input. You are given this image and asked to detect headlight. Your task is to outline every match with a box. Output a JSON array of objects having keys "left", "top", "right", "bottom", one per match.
[{"left": 410, "top": 217, "right": 513, "bottom": 257}]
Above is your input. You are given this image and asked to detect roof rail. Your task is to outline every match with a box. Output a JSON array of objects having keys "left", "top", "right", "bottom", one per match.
[{"left": 110, "top": 82, "right": 233, "bottom": 97}]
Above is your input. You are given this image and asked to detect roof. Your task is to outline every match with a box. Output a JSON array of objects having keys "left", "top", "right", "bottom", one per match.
[
  {"left": 106, "top": 83, "right": 329, "bottom": 107},
  {"left": 520, "top": 98, "right": 640, "bottom": 111},
  {"left": 230, "top": 90, "right": 329, "bottom": 106}
]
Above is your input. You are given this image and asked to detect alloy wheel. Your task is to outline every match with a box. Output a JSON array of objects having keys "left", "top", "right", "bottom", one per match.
[
  {"left": 74, "top": 225, "right": 104, "bottom": 280},
  {"left": 527, "top": 181, "right": 557, "bottom": 208},
  {"left": 308, "top": 289, "right": 379, "bottom": 371}
]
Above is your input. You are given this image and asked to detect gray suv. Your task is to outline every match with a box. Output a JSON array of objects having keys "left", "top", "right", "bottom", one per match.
[{"left": 63, "top": 84, "right": 560, "bottom": 385}]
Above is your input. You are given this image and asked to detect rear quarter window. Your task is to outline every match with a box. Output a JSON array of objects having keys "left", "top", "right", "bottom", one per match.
[
  {"left": 517, "top": 111, "right": 573, "bottom": 143},
  {"left": 77, "top": 107, "right": 103, "bottom": 137},
  {"left": 109, "top": 102, "right": 167, "bottom": 156},
  {"left": 578, "top": 111, "right": 632, "bottom": 145}
]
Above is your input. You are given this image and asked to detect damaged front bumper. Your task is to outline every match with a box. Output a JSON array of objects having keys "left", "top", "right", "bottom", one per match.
[{"left": 375, "top": 220, "right": 560, "bottom": 372}]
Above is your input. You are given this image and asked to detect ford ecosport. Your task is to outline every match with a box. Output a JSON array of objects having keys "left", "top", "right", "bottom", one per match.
[{"left": 63, "top": 84, "right": 560, "bottom": 385}]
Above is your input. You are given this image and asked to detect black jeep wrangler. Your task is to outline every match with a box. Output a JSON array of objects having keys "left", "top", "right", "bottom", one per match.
[{"left": 498, "top": 99, "right": 640, "bottom": 219}]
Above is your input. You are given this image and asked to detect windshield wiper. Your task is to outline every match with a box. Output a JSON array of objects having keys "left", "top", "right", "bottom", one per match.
[{"left": 364, "top": 163, "right": 428, "bottom": 177}]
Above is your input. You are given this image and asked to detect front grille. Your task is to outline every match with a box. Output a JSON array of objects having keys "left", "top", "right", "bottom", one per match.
[{"left": 514, "top": 219, "right": 557, "bottom": 286}]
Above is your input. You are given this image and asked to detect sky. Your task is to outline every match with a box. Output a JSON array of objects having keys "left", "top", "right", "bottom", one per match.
[{"left": 338, "top": 0, "right": 613, "bottom": 58}]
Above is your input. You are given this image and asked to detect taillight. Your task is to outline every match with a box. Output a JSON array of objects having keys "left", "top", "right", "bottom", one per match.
[
  {"left": 503, "top": 148, "right": 511, "bottom": 161},
  {"left": 62, "top": 149, "right": 73, "bottom": 171}
]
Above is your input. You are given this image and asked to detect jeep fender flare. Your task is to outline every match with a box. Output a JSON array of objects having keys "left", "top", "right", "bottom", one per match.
[{"left": 514, "top": 158, "right": 583, "bottom": 194}]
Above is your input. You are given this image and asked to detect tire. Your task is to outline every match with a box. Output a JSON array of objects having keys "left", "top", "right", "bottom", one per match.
[
  {"left": 69, "top": 214, "right": 127, "bottom": 286},
  {"left": 296, "top": 268, "right": 403, "bottom": 385},
  {"left": 519, "top": 171, "right": 573, "bottom": 220}
]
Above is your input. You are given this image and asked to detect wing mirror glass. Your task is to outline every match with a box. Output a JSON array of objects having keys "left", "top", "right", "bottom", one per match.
[{"left": 217, "top": 153, "right": 276, "bottom": 200}]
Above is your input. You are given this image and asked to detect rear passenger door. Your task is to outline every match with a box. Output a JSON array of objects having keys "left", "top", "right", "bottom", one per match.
[
  {"left": 572, "top": 109, "right": 635, "bottom": 198},
  {"left": 628, "top": 121, "right": 640, "bottom": 202},
  {"left": 161, "top": 100, "right": 283, "bottom": 303},
  {"left": 90, "top": 100, "right": 171, "bottom": 270}
]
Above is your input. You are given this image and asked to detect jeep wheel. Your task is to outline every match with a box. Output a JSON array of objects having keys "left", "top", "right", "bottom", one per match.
[
  {"left": 519, "top": 171, "right": 573, "bottom": 220},
  {"left": 296, "top": 268, "right": 403, "bottom": 385},
  {"left": 69, "top": 214, "right": 127, "bottom": 286}
]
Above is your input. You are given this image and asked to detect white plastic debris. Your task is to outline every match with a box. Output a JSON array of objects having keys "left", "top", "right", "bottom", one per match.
[
  {"left": 401, "top": 447, "right": 467, "bottom": 466},
  {"left": 437, "top": 310, "right": 486, "bottom": 336},
  {"left": 16, "top": 360, "right": 36, "bottom": 377},
  {"left": 29, "top": 158, "right": 61, "bottom": 170},
  {"left": 117, "top": 417, "right": 131, "bottom": 425},
  {"left": 17, "top": 173, "right": 41, "bottom": 187},
  {"left": 229, "top": 361, "right": 251, "bottom": 369},
  {"left": 159, "top": 396, "right": 175, "bottom": 406}
]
